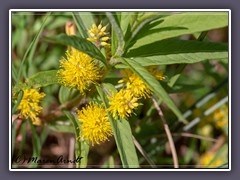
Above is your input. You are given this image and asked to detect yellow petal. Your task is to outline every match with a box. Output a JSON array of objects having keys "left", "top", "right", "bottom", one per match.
[
  {"left": 101, "top": 36, "right": 109, "bottom": 41},
  {"left": 100, "top": 42, "right": 109, "bottom": 46}
]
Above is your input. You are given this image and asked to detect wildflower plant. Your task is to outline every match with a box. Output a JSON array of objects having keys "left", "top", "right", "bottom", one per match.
[{"left": 11, "top": 11, "right": 229, "bottom": 169}]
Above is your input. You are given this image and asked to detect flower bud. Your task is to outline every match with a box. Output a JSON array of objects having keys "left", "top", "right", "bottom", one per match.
[{"left": 65, "top": 21, "right": 77, "bottom": 36}]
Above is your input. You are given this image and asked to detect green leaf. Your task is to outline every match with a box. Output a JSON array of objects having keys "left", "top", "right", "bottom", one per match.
[
  {"left": 216, "top": 163, "right": 229, "bottom": 168},
  {"left": 96, "top": 84, "right": 140, "bottom": 168},
  {"left": 159, "top": 82, "right": 205, "bottom": 94},
  {"left": 27, "top": 14, "right": 52, "bottom": 78},
  {"left": 12, "top": 90, "right": 24, "bottom": 158},
  {"left": 131, "top": 12, "right": 228, "bottom": 49},
  {"left": 119, "top": 57, "right": 188, "bottom": 124},
  {"left": 58, "top": 86, "right": 79, "bottom": 104},
  {"left": 72, "top": 12, "right": 94, "bottom": 39},
  {"left": 64, "top": 111, "right": 89, "bottom": 168},
  {"left": 40, "top": 126, "right": 49, "bottom": 146},
  {"left": 48, "top": 122, "right": 75, "bottom": 133},
  {"left": 207, "top": 144, "right": 228, "bottom": 168},
  {"left": 18, "top": 121, "right": 27, "bottom": 156},
  {"left": 74, "top": 12, "right": 94, "bottom": 31},
  {"left": 26, "top": 70, "right": 59, "bottom": 88},
  {"left": 29, "top": 120, "right": 42, "bottom": 168},
  {"left": 16, "top": 12, "right": 51, "bottom": 85},
  {"left": 102, "top": 156, "right": 115, "bottom": 168},
  {"left": 136, "top": 12, "right": 170, "bottom": 24},
  {"left": 79, "top": 141, "right": 90, "bottom": 168},
  {"left": 169, "top": 83, "right": 204, "bottom": 93},
  {"left": 12, "top": 120, "right": 18, "bottom": 157},
  {"left": 119, "top": 12, "right": 132, "bottom": 38},
  {"left": 63, "top": 111, "right": 80, "bottom": 135},
  {"left": 124, "top": 39, "right": 228, "bottom": 66},
  {"left": 111, "top": 24, "right": 118, "bottom": 56},
  {"left": 44, "top": 34, "right": 107, "bottom": 66},
  {"left": 12, "top": 90, "right": 24, "bottom": 114},
  {"left": 108, "top": 156, "right": 115, "bottom": 168},
  {"left": 128, "top": 38, "right": 228, "bottom": 57},
  {"left": 125, "top": 13, "right": 169, "bottom": 51},
  {"left": 106, "top": 12, "right": 125, "bottom": 56},
  {"left": 12, "top": 64, "right": 18, "bottom": 83}
]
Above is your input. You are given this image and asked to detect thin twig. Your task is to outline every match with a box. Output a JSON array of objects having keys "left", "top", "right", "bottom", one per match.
[
  {"left": 175, "top": 133, "right": 217, "bottom": 142},
  {"left": 154, "top": 132, "right": 217, "bottom": 142},
  {"left": 152, "top": 97, "right": 179, "bottom": 168},
  {"left": 132, "top": 135, "right": 157, "bottom": 168},
  {"left": 210, "top": 135, "right": 226, "bottom": 153}
]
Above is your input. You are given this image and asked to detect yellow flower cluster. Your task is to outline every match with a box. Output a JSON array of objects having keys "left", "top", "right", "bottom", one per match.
[
  {"left": 213, "top": 105, "right": 228, "bottom": 129},
  {"left": 119, "top": 67, "right": 165, "bottom": 99},
  {"left": 118, "top": 69, "right": 151, "bottom": 99},
  {"left": 58, "top": 49, "right": 101, "bottom": 94},
  {"left": 78, "top": 102, "right": 112, "bottom": 145},
  {"left": 199, "top": 152, "right": 224, "bottom": 168},
  {"left": 147, "top": 66, "right": 166, "bottom": 81},
  {"left": 108, "top": 89, "right": 139, "bottom": 119},
  {"left": 107, "top": 67, "right": 165, "bottom": 119},
  {"left": 87, "top": 23, "right": 110, "bottom": 47},
  {"left": 17, "top": 88, "right": 45, "bottom": 126}
]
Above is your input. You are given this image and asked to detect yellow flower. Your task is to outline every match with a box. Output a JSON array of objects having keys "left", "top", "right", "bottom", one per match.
[
  {"left": 147, "top": 66, "right": 166, "bottom": 81},
  {"left": 118, "top": 69, "right": 151, "bottom": 99},
  {"left": 17, "top": 88, "right": 45, "bottom": 125},
  {"left": 87, "top": 23, "right": 110, "bottom": 47},
  {"left": 58, "top": 50, "right": 101, "bottom": 93},
  {"left": 118, "top": 67, "right": 165, "bottom": 99},
  {"left": 108, "top": 89, "right": 139, "bottom": 119},
  {"left": 213, "top": 105, "right": 228, "bottom": 129},
  {"left": 199, "top": 152, "right": 224, "bottom": 168},
  {"left": 78, "top": 102, "right": 112, "bottom": 145}
]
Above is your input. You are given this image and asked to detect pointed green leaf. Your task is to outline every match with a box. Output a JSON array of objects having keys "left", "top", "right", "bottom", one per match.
[
  {"left": 106, "top": 12, "right": 124, "bottom": 56},
  {"left": 44, "top": 34, "right": 107, "bottom": 66},
  {"left": 58, "top": 86, "right": 79, "bottom": 104},
  {"left": 72, "top": 12, "right": 94, "bottom": 39},
  {"left": 125, "top": 39, "right": 228, "bottom": 66},
  {"left": 16, "top": 12, "right": 51, "bottom": 85},
  {"left": 29, "top": 120, "right": 42, "bottom": 168},
  {"left": 26, "top": 70, "right": 59, "bottom": 88},
  {"left": 131, "top": 12, "right": 228, "bottom": 49},
  {"left": 48, "top": 122, "right": 75, "bottom": 133}
]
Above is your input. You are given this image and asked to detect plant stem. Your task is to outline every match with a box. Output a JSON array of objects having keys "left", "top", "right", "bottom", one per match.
[
  {"left": 132, "top": 135, "right": 157, "bottom": 168},
  {"left": 175, "top": 133, "right": 217, "bottom": 142},
  {"left": 152, "top": 97, "right": 179, "bottom": 168}
]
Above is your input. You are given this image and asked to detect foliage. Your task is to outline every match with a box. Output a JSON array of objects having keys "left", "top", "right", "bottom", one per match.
[{"left": 11, "top": 11, "right": 229, "bottom": 169}]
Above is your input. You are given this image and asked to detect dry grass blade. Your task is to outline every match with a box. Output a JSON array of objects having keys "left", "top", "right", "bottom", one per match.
[
  {"left": 152, "top": 97, "right": 179, "bottom": 168},
  {"left": 132, "top": 135, "right": 157, "bottom": 168}
]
